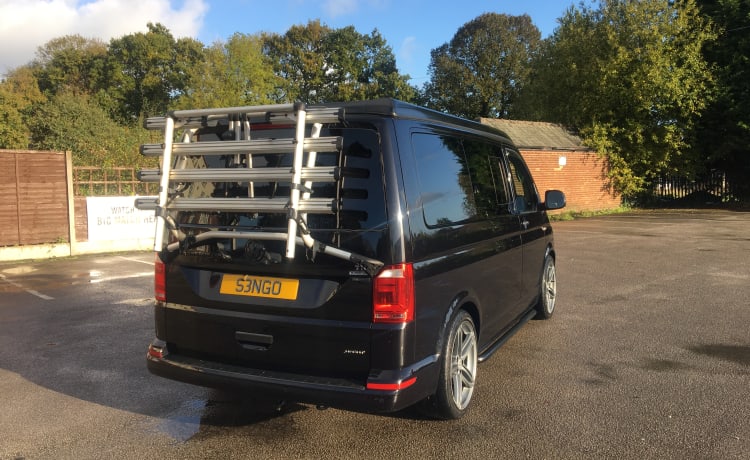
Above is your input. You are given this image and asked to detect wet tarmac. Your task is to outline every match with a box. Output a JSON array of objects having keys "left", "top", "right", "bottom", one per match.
[{"left": 0, "top": 210, "right": 748, "bottom": 459}]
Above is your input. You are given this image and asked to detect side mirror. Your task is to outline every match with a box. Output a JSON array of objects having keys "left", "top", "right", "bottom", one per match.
[{"left": 544, "top": 190, "right": 566, "bottom": 210}]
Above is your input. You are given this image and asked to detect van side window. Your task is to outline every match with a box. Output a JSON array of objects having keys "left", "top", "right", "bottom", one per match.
[
  {"left": 412, "top": 133, "right": 475, "bottom": 227},
  {"left": 505, "top": 148, "right": 538, "bottom": 213},
  {"left": 462, "top": 138, "right": 511, "bottom": 216}
]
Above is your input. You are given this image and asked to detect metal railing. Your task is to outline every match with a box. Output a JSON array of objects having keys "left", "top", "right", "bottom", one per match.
[{"left": 651, "top": 170, "right": 739, "bottom": 203}]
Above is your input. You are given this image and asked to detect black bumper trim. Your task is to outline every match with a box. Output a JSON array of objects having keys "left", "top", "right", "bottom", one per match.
[{"left": 146, "top": 351, "right": 438, "bottom": 413}]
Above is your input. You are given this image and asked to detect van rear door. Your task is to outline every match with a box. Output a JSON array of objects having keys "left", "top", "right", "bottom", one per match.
[{"left": 158, "top": 124, "right": 388, "bottom": 381}]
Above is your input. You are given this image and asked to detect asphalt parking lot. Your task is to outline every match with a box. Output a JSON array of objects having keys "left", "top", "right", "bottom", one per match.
[{"left": 0, "top": 209, "right": 748, "bottom": 459}]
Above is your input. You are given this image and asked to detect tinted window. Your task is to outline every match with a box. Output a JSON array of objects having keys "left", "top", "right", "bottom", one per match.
[
  {"left": 412, "top": 133, "right": 474, "bottom": 227},
  {"left": 463, "top": 138, "right": 510, "bottom": 217},
  {"left": 180, "top": 126, "right": 386, "bottom": 259},
  {"left": 505, "top": 148, "right": 538, "bottom": 213}
]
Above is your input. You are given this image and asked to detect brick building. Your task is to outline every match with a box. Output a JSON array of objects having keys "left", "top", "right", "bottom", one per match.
[{"left": 481, "top": 118, "right": 622, "bottom": 212}]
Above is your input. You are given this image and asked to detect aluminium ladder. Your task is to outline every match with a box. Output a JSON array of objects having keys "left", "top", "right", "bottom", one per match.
[{"left": 136, "top": 102, "right": 382, "bottom": 273}]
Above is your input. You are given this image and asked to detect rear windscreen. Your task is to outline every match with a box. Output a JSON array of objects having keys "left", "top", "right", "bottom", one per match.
[{"left": 172, "top": 124, "right": 387, "bottom": 263}]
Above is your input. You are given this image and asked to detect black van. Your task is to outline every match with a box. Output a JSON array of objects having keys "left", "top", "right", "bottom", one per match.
[{"left": 139, "top": 99, "right": 565, "bottom": 419}]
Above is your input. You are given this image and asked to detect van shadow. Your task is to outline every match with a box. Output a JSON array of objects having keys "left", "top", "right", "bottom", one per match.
[
  {"left": 688, "top": 344, "right": 750, "bottom": 367},
  {"left": 2, "top": 299, "right": 425, "bottom": 445},
  {"left": 0, "top": 300, "right": 322, "bottom": 441},
  {"left": 147, "top": 391, "right": 311, "bottom": 442}
]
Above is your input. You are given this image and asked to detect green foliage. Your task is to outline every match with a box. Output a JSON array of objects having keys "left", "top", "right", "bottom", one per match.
[
  {"left": 5, "top": 21, "right": 416, "bottom": 178},
  {"left": 33, "top": 35, "right": 108, "bottom": 96},
  {"left": 174, "top": 33, "right": 279, "bottom": 108},
  {"left": 519, "top": 0, "right": 716, "bottom": 198},
  {"left": 103, "top": 23, "right": 204, "bottom": 122},
  {"left": 548, "top": 206, "right": 632, "bottom": 221},
  {"left": 5, "top": 8, "right": 741, "bottom": 206},
  {"left": 0, "top": 86, "right": 27, "bottom": 149},
  {"left": 0, "top": 66, "right": 46, "bottom": 148},
  {"left": 322, "top": 26, "right": 416, "bottom": 102},
  {"left": 423, "top": 13, "right": 541, "bottom": 119},
  {"left": 695, "top": 0, "right": 750, "bottom": 199},
  {"left": 263, "top": 20, "right": 416, "bottom": 103},
  {"left": 26, "top": 91, "right": 155, "bottom": 168}
]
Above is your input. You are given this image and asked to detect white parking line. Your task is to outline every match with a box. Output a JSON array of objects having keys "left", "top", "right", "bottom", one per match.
[
  {"left": 0, "top": 274, "right": 54, "bottom": 300},
  {"left": 25, "top": 290, "right": 55, "bottom": 301},
  {"left": 89, "top": 272, "right": 153, "bottom": 284},
  {"left": 117, "top": 255, "right": 154, "bottom": 266}
]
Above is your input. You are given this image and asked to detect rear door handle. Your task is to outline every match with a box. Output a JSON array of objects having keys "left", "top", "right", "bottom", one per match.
[
  {"left": 521, "top": 220, "right": 530, "bottom": 229},
  {"left": 235, "top": 331, "right": 273, "bottom": 351}
]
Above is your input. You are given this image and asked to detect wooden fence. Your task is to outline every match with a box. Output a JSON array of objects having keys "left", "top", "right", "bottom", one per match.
[
  {"left": 0, "top": 150, "right": 74, "bottom": 246},
  {"left": 0, "top": 151, "right": 158, "bottom": 247}
]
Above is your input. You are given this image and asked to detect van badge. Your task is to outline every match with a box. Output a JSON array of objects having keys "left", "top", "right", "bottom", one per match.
[{"left": 343, "top": 349, "right": 366, "bottom": 355}]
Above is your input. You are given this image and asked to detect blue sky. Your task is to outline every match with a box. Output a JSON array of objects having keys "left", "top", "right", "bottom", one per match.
[
  {"left": 197, "top": 0, "right": 580, "bottom": 84},
  {"left": 0, "top": 0, "right": 582, "bottom": 81}
]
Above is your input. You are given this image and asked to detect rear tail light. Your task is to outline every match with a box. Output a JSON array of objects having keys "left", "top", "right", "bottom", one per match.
[
  {"left": 372, "top": 263, "right": 414, "bottom": 323},
  {"left": 154, "top": 253, "right": 166, "bottom": 302},
  {"left": 147, "top": 343, "right": 167, "bottom": 359}
]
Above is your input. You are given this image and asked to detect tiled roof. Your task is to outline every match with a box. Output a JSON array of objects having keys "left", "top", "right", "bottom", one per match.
[{"left": 480, "top": 118, "right": 590, "bottom": 151}]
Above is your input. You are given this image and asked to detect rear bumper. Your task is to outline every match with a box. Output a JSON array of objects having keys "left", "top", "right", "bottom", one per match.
[{"left": 146, "top": 340, "right": 439, "bottom": 413}]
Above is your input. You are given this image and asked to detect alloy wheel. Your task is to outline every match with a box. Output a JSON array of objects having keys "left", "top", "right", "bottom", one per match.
[{"left": 449, "top": 319, "right": 477, "bottom": 410}]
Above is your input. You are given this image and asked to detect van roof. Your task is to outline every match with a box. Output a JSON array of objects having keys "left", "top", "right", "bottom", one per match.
[{"left": 311, "top": 98, "right": 512, "bottom": 143}]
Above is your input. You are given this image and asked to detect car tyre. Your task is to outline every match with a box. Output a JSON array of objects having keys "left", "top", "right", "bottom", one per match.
[
  {"left": 424, "top": 310, "right": 478, "bottom": 420},
  {"left": 534, "top": 255, "right": 556, "bottom": 320}
]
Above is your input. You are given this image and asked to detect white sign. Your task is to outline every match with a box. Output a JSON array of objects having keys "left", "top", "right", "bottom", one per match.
[{"left": 86, "top": 196, "right": 157, "bottom": 242}]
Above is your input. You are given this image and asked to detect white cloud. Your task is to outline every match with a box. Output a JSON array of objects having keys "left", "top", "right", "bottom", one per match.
[
  {"left": 321, "top": 0, "right": 387, "bottom": 20},
  {"left": 398, "top": 36, "right": 417, "bottom": 67},
  {"left": 0, "top": 0, "right": 208, "bottom": 75},
  {"left": 322, "top": 0, "right": 358, "bottom": 18},
  {"left": 398, "top": 35, "right": 428, "bottom": 81}
]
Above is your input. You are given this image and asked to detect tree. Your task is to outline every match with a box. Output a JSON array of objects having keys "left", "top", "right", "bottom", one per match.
[
  {"left": 423, "top": 13, "right": 541, "bottom": 119},
  {"left": 695, "top": 0, "right": 750, "bottom": 199},
  {"left": 321, "top": 26, "right": 416, "bottom": 102},
  {"left": 103, "top": 23, "right": 204, "bottom": 122},
  {"left": 263, "top": 20, "right": 416, "bottom": 103},
  {"left": 33, "top": 35, "right": 108, "bottom": 97},
  {"left": 174, "top": 33, "right": 279, "bottom": 109},
  {"left": 0, "top": 85, "right": 28, "bottom": 149},
  {"left": 0, "top": 66, "right": 46, "bottom": 149},
  {"left": 27, "top": 91, "right": 153, "bottom": 168},
  {"left": 518, "top": 0, "right": 715, "bottom": 198}
]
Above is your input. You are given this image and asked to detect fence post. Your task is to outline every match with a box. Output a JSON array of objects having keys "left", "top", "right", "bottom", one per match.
[
  {"left": 13, "top": 153, "right": 22, "bottom": 245},
  {"left": 65, "top": 151, "right": 77, "bottom": 256}
]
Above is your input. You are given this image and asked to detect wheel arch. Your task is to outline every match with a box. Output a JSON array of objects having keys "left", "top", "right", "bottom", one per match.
[
  {"left": 545, "top": 243, "right": 556, "bottom": 261},
  {"left": 434, "top": 293, "right": 481, "bottom": 358}
]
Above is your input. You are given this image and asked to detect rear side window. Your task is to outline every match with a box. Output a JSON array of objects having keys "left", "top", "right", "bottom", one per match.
[
  {"left": 411, "top": 132, "right": 510, "bottom": 227},
  {"left": 411, "top": 133, "right": 473, "bottom": 227}
]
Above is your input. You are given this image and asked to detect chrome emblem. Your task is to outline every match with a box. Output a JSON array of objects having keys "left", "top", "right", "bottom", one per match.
[{"left": 343, "top": 349, "right": 366, "bottom": 355}]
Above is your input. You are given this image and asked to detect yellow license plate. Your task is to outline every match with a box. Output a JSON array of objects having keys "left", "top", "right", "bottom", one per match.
[{"left": 220, "top": 274, "right": 299, "bottom": 300}]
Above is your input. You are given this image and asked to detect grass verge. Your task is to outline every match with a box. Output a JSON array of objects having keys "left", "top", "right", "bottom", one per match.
[{"left": 548, "top": 206, "right": 632, "bottom": 221}]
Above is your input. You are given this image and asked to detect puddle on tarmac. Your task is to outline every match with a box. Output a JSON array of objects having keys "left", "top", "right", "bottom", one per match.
[
  {"left": 2, "top": 266, "right": 36, "bottom": 275},
  {"left": 69, "top": 271, "right": 99, "bottom": 284},
  {"left": 155, "top": 399, "right": 206, "bottom": 442},
  {"left": 152, "top": 393, "right": 306, "bottom": 442}
]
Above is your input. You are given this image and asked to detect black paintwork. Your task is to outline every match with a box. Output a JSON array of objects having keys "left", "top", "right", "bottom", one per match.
[{"left": 147, "top": 99, "right": 564, "bottom": 414}]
